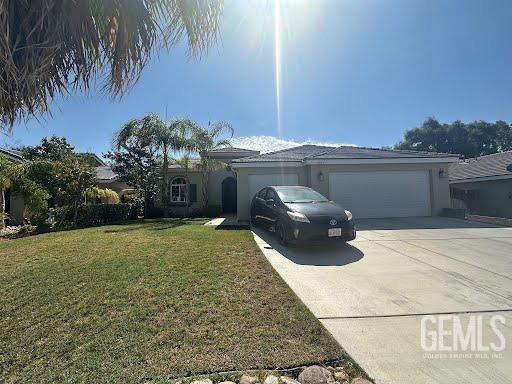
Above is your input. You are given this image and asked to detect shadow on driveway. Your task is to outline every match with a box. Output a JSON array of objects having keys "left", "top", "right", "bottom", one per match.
[{"left": 253, "top": 228, "right": 364, "bottom": 266}]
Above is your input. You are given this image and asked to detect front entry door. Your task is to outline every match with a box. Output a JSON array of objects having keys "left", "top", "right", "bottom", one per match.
[{"left": 221, "top": 177, "right": 237, "bottom": 213}]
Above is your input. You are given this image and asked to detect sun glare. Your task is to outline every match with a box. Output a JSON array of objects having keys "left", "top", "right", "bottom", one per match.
[{"left": 274, "top": 0, "right": 283, "bottom": 136}]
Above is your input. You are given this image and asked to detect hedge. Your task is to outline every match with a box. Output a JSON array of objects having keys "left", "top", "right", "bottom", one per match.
[{"left": 55, "top": 204, "right": 138, "bottom": 228}]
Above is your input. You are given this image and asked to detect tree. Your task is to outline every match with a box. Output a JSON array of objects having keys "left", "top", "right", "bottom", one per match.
[
  {"left": 114, "top": 114, "right": 196, "bottom": 216},
  {"left": 0, "top": 156, "right": 14, "bottom": 228},
  {"left": 105, "top": 146, "right": 159, "bottom": 218},
  {"left": 18, "top": 137, "right": 93, "bottom": 208},
  {"left": 54, "top": 157, "right": 97, "bottom": 224},
  {"left": 21, "top": 136, "right": 75, "bottom": 161},
  {"left": 395, "top": 118, "right": 512, "bottom": 158},
  {"left": 0, "top": 0, "right": 224, "bottom": 130},
  {"left": 0, "top": 157, "right": 50, "bottom": 226},
  {"left": 191, "top": 121, "right": 233, "bottom": 210}
]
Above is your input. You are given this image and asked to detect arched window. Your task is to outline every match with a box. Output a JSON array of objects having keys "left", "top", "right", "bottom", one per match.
[{"left": 170, "top": 177, "right": 187, "bottom": 203}]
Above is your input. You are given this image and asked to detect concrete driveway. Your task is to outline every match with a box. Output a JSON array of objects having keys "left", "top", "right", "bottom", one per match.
[{"left": 252, "top": 217, "right": 512, "bottom": 384}]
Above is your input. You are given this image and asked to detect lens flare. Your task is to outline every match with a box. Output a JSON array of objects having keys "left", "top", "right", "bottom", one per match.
[{"left": 274, "top": 0, "right": 282, "bottom": 136}]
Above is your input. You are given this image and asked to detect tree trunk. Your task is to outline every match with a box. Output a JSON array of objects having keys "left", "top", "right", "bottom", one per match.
[
  {"left": 0, "top": 188, "right": 5, "bottom": 229},
  {"left": 72, "top": 199, "right": 79, "bottom": 226},
  {"left": 162, "top": 146, "right": 169, "bottom": 217},
  {"left": 202, "top": 166, "right": 209, "bottom": 213}
]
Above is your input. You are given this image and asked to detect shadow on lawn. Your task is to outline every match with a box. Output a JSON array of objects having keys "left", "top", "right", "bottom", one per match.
[{"left": 103, "top": 219, "right": 194, "bottom": 233}]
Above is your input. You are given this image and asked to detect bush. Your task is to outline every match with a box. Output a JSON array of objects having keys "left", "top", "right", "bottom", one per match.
[
  {"left": 55, "top": 203, "right": 138, "bottom": 228},
  {"left": 86, "top": 187, "right": 120, "bottom": 204}
]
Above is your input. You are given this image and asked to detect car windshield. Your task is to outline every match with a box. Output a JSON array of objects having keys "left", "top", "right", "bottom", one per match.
[{"left": 277, "top": 188, "right": 329, "bottom": 203}]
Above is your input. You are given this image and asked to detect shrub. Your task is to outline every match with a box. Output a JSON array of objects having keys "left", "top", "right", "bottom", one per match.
[
  {"left": 86, "top": 187, "right": 120, "bottom": 204},
  {"left": 55, "top": 203, "right": 137, "bottom": 228}
]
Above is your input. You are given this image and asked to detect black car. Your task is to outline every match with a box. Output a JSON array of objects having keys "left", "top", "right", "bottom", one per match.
[{"left": 250, "top": 186, "right": 356, "bottom": 245}]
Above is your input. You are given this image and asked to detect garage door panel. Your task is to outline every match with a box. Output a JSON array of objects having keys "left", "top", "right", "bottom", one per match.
[{"left": 329, "top": 171, "right": 430, "bottom": 218}]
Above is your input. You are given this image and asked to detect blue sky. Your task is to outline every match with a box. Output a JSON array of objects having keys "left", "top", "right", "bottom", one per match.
[{"left": 3, "top": 0, "right": 512, "bottom": 154}]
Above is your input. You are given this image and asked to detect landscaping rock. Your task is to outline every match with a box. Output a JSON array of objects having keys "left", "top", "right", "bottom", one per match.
[
  {"left": 350, "top": 378, "right": 372, "bottom": 384},
  {"left": 219, "top": 381, "right": 237, "bottom": 384},
  {"left": 263, "top": 375, "right": 280, "bottom": 384},
  {"left": 298, "top": 365, "right": 335, "bottom": 384},
  {"left": 190, "top": 379, "right": 212, "bottom": 384},
  {"left": 240, "top": 374, "right": 259, "bottom": 384},
  {"left": 333, "top": 371, "right": 350, "bottom": 381},
  {"left": 281, "top": 376, "right": 301, "bottom": 384}
]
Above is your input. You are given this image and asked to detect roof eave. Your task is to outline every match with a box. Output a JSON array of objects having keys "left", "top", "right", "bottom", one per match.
[
  {"left": 450, "top": 174, "right": 512, "bottom": 184},
  {"left": 305, "top": 157, "right": 458, "bottom": 165}
]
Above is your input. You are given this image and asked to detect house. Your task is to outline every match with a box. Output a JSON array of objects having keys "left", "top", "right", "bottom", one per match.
[
  {"left": 449, "top": 151, "right": 512, "bottom": 218},
  {"left": 231, "top": 145, "right": 459, "bottom": 221},
  {"left": 0, "top": 147, "right": 25, "bottom": 225},
  {"left": 3, "top": 144, "right": 460, "bottom": 223},
  {"left": 99, "top": 147, "right": 259, "bottom": 216}
]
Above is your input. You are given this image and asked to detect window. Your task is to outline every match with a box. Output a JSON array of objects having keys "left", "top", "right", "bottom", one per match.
[
  {"left": 171, "top": 177, "right": 187, "bottom": 203},
  {"left": 257, "top": 188, "right": 267, "bottom": 199},
  {"left": 266, "top": 189, "right": 277, "bottom": 201}
]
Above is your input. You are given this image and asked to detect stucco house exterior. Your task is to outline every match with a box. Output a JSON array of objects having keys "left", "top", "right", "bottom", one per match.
[
  {"left": 231, "top": 145, "right": 458, "bottom": 222},
  {"left": 2, "top": 144, "right": 459, "bottom": 223},
  {"left": 449, "top": 151, "right": 512, "bottom": 218}
]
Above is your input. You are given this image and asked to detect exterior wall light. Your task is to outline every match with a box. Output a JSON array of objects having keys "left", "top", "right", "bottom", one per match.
[
  {"left": 318, "top": 171, "right": 325, "bottom": 182},
  {"left": 438, "top": 168, "right": 446, "bottom": 178}
]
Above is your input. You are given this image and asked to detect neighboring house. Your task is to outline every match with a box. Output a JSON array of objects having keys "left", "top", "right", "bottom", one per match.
[
  {"left": 449, "top": 151, "right": 512, "bottom": 218},
  {"left": 231, "top": 145, "right": 458, "bottom": 221},
  {"left": 0, "top": 147, "right": 25, "bottom": 225}
]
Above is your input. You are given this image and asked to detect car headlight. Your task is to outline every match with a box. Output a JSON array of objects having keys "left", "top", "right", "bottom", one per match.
[
  {"left": 287, "top": 211, "right": 310, "bottom": 223},
  {"left": 345, "top": 210, "right": 353, "bottom": 221}
]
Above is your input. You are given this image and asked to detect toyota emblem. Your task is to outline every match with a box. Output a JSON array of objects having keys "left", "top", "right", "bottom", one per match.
[{"left": 329, "top": 219, "right": 337, "bottom": 226}]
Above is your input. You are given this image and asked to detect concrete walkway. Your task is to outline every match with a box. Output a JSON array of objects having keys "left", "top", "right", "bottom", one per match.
[{"left": 252, "top": 217, "right": 512, "bottom": 384}]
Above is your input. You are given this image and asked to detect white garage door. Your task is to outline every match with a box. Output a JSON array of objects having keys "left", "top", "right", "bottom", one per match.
[
  {"left": 248, "top": 174, "right": 299, "bottom": 202},
  {"left": 329, "top": 171, "right": 431, "bottom": 218}
]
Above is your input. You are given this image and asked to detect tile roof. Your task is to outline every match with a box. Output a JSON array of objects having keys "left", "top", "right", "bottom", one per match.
[
  {"left": 209, "top": 147, "right": 258, "bottom": 153},
  {"left": 311, "top": 146, "right": 459, "bottom": 159},
  {"left": 233, "top": 145, "right": 334, "bottom": 162},
  {"left": 449, "top": 151, "right": 512, "bottom": 181},
  {"left": 0, "top": 147, "right": 23, "bottom": 162},
  {"left": 95, "top": 166, "right": 118, "bottom": 181},
  {"left": 232, "top": 144, "right": 458, "bottom": 163}
]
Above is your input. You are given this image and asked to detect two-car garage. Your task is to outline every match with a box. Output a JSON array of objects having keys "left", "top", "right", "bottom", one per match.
[
  {"left": 328, "top": 171, "right": 431, "bottom": 218},
  {"left": 247, "top": 170, "right": 432, "bottom": 219},
  {"left": 233, "top": 145, "right": 456, "bottom": 221}
]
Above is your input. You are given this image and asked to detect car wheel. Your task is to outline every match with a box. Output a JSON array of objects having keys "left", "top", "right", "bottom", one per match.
[{"left": 276, "top": 222, "right": 288, "bottom": 245}]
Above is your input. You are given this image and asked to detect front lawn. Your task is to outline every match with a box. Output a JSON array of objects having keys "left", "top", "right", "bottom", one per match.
[{"left": 0, "top": 220, "right": 344, "bottom": 383}]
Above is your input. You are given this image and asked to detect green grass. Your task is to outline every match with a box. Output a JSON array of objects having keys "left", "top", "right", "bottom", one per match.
[{"left": 0, "top": 220, "right": 345, "bottom": 383}]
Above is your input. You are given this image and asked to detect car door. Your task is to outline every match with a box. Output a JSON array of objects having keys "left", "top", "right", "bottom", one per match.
[
  {"left": 251, "top": 188, "right": 267, "bottom": 223},
  {"left": 263, "top": 188, "right": 280, "bottom": 227}
]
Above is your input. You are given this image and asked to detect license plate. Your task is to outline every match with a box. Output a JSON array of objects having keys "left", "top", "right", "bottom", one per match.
[{"left": 328, "top": 228, "right": 342, "bottom": 237}]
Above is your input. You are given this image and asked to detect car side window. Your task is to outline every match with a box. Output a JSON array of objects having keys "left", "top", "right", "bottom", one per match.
[
  {"left": 257, "top": 188, "right": 267, "bottom": 199},
  {"left": 266, "top": 189, "right": 277, "bottom": 201}
]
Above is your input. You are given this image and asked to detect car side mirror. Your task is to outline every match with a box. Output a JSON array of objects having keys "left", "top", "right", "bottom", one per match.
[{"left": 266, "top": 199, "right": 275, "bottom": 206}]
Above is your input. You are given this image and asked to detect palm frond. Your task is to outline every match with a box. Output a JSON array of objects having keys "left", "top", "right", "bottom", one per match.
[{"left": 0, "top": 0, "right": 224, "bottom": 130}]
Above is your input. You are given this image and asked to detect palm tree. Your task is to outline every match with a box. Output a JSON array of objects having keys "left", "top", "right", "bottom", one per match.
[
  {"left": 191, "top": 121, "right": 233, "bottom": 211},
  {"left": 0, "top": 0, "right": 224, "bottom": 129},
  {"left": 114, "top": 114, "right": 196, "bottom": 216}
]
